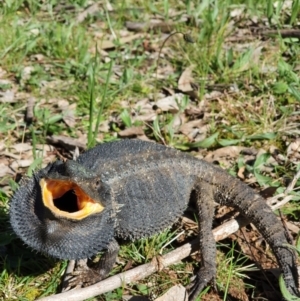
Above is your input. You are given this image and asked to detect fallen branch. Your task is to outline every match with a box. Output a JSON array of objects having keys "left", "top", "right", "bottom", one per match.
[
  {"left": 36, "top": 217, "right": 256, "bottom": 301},
  {"left": 38, "top": 172, "right": 300, "bottom": 301},
  {"left": 38, "top": 239, "right": 195, "bottom": 301}
]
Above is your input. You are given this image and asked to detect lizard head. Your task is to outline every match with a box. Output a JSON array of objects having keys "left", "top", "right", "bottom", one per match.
[
  {"left": 40, "top": 160, "right": 105, "bottom": 220},
  {"left": 9, "top": 160, "right": 115, "bottom": 260}
]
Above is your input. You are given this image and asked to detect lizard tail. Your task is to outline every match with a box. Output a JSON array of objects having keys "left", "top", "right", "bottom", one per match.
[{"left": 210, "top": 166, "right": 299, "bottom": 297}]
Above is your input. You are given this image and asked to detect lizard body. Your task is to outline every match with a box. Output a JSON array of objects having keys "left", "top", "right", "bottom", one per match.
[{"left": 9, "top": 139, "right": 299, "bottom": 300}]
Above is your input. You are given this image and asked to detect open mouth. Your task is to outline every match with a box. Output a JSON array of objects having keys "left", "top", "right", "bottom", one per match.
[{"left": 40, "top": 178, "right": 104, "bottom": 219}]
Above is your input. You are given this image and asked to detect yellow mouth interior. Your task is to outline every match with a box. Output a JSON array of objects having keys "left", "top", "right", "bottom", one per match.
[{"left": 40, "top": 178, "right": 104, "bottom": 220}]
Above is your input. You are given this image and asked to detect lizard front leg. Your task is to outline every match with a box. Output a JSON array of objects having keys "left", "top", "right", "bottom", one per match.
[
  {"left": 188, "top": 182, "right": 217, "bottom": 301},
  {"left": 64, "top": 238, "right": 120, "bottom": 289}
]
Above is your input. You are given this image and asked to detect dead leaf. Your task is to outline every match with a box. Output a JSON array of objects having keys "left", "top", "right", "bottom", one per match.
[
  {"left": 36, "top": 144, "right": 55, "bottom": 152},
  {"left": 203, "top": 90, "right": 223, "bottom": 101},
  {"left": 156, "top": 94, "right": 185, "bottom": 113},
  {"left": 98, "top": 119, "right": 110, "bottom": 132},
  {"left": 230, "top": 7, "right": 245, "bottom": 18},
  {"left": 205, "top": 146, "right": 247, "bottom": 163},
  {"left": 287, "top": 138, "right": 300, "bottom": 163},
  {"left": 180, "top": 216, "right": 198, "bottom": 235},
  {"left": 237, "top": 165, "right": 246, "bottom": 179},
  {"left": 0, "top": 66, "right": 8, "bottom": 78},
  {"left": 0, "top": 90, "right": 15, "bottom": 103},
  {"left": 47, "top": 135, "right": 86, "bottom": 150},
  {"left": 0, "top": 163, "right": 14, "bottom": 177},
  {"left": 32, "top": 144, "right": 55, "bottom": 159},
  {"left": 12, "top": 143, "right": 33, "bottom": 153},
  {"left": 123, "top": 259, "right": 134, "bottom": 272},
  {"left": 118, "top": 126, "right": 144, "bottom": 137},
  {"left": 154, "top": 284, "right": 188, "bottom": 301},
  {"left": 97, "top": 33, "right": 144, "bottom": 50},
  {"left": 58, "top": 100, "right": 76, "bottom": 128},
  {"left": 21, "top": 66, "right": 34, "bottom": 82},
  {"left": 184, "top": 106, "right": 204, "bottom": 118},
  {"left": 76, "top": 3, "right": 100, "bottom": 23},
  {"left": 1, "top": 152, "right": 21, "bottom": 160},
  {"left": 178, "top": 66, "right": 195, "bottom": 92},
  {"left": 10, "top": 159, "right": 33, "bottom": 169},
  {"left": 162, "top": 86, "right": 175, "bottom": 95},
  {"left": 179, "top": 119, "right": 206, "bottom": 140},
  {"left": 136, "top": 134, "right": 153, "bottom": 142},
  {"left": 0, "top": 141, "right": 5, "bottom": 152},
  {"left": 286, "top": 221, "right": 300, "bottom": 234},
  {"left": 30, "top": 54, "right": 45, "bottom": 62},
  {"left": 132, "top": 99, "right": 157, "bottom": 122}
]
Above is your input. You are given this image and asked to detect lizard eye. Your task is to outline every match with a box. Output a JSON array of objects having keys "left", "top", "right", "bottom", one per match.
[{"left": 93, "top": 179, "right": 101, "bottom": 189}]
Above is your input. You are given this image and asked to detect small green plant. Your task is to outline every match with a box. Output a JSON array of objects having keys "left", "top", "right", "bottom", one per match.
[
  {"left": 87, "top": 50, "right": 113, "bottom": 148},
  {"left": 34, "top": 106, "right": 64, "bottom": 136},
  {"left": 120, "top": 109, "right": 132, "bottom": 128},
  {"left": 273, "top": 58, "right": 300, "bottom": 101},
  {"left": 120, "top": 228, "right": 178, "bottom": 264},
  {"left": 217, "top": 243, "right": 257, "bottom": 300},
  {"left": 280, "top": 275, "right": 300, "bottom": 301},
  {"left": 246, "top": 153, "right": 275, "bottom": 187}
]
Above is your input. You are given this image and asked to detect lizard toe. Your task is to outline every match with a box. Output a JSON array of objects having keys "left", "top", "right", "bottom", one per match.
[
  {"left": 187, "top": 267, "right": 215, "bottom": 301},
  {"left": 66, "top": 268, "right": 103, "bottom": 289},
  {"left": 62, "top": 259, "right": 104, "bottom": 290}
]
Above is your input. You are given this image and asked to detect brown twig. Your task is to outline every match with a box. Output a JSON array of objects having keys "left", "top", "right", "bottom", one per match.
[
  {"left": 37, "top": 217, "right": 249, "bottom": 301},
  {"left": 267, "top": 168, "right": 300, "bottom": 209}
]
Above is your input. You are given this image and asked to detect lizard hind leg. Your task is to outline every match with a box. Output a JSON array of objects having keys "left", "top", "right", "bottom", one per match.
[{"left": 188, "top": 182, "right": 217, "bottom": 301}]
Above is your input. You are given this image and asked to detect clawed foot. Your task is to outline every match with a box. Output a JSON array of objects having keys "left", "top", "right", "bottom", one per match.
[
  {"left": 61, "top": 259, "right": 103, "bottom": 292},
  {"left": 187, "top": 267, "right": 216, "bottom": 301}
]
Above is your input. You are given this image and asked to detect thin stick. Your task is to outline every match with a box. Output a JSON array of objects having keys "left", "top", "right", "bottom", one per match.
[
  {"left": 267, "top": 168, "right": 300, "bottom": 210},
  {"left": 36, "top": 217, "right": 253, "bottom": 301}
]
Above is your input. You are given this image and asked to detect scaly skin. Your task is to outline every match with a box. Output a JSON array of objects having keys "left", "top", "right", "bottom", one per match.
[{"left": 10, "top": 139, "right": 299, "bottom": 300}]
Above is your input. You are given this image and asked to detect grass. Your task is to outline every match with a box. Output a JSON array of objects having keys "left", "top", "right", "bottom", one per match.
[{"left": 1, "top": 0, "right": 300, "bottom": 300}]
